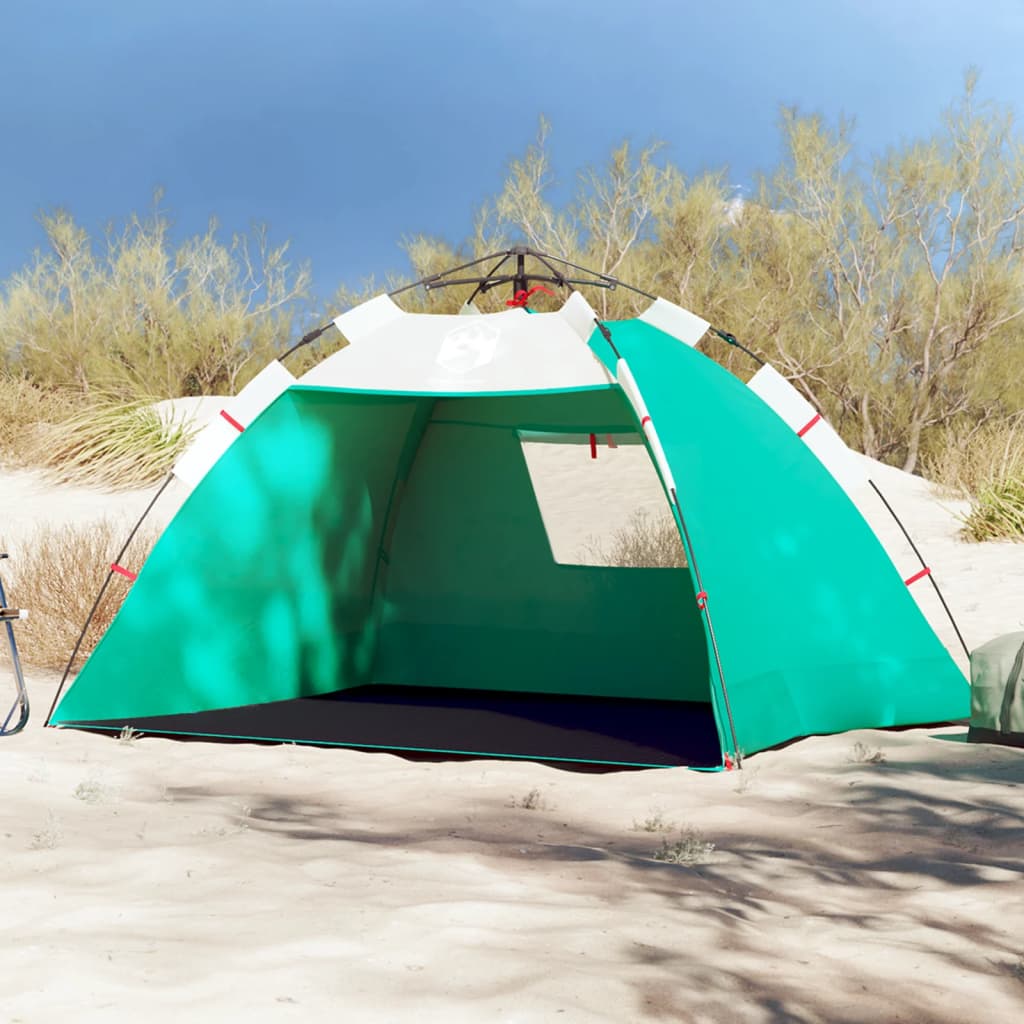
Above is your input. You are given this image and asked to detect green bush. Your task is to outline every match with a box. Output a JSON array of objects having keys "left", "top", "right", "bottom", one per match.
[{"left": 963, "top": 477, "right": 1024, "bottom": 542}]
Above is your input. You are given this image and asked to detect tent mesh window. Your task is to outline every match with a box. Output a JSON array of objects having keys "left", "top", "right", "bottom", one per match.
[{"left": 518, "top": 430, "right": 686, "bottom": 568}]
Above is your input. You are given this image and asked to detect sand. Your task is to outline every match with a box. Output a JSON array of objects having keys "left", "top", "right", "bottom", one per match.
[{"left": 2, "top": 450, "right": 1023, "bottom": 1022}]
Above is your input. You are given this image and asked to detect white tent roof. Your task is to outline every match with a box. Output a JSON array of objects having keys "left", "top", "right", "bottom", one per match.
[
  {"left": 299, "top": 293, "right": 612, "bottom": 393},
  {"left": 298, "top": 291, "right": 709, "bottom": 394}
]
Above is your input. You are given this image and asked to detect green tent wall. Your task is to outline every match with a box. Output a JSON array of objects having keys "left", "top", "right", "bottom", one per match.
[{"left": 49, "top": 317, "right": 968, "bottom": 767}]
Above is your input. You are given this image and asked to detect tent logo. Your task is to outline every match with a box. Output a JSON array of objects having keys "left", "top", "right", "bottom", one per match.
[{"left": 435, "top": 322, "right": 500, "bottom": 375}]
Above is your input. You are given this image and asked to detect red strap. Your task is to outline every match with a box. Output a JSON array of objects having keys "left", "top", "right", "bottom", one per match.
[
  {"left": 904, "top": 566, "right": 932, "bottom": 586},
  {"left": 506, "top": 285, "right": 554, "bottom": 308},
  {"left": 640, "top": 415, "right": 652, "bottom": 429},
  {"left": 606, "top": 434, "right": 617, "bottom": 449},
  {"left": 111, "top": 563, "right": 138, "bottom": 582},
  {"left": 695, "top": 590, "right": 708, "bottom": 610},
  {"left": 723, "top": 753, "right": 734, "bottom": 771},
  {"left": 220, "top": 409, "right": 245, "bottom": 433},
  {"left": 589, "top": 433, "right": 597, "bottom": 459},
  {"left": 797, "top": 412, "right": 821, "bottom": 437}
]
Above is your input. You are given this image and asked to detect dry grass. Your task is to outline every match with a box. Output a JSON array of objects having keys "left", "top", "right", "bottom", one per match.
[
  {"left": 923, "top": 416, "right": 1024, "bottom": 542},
  {"left": 0, "top": 519, "right": 159, "bottom": 670},
  {"left": 925, "top": 415, "right": 1024, "bottom": 496},
  {"left": 30, "top": 393, "right": 194, "bottom": 489},
  {"left": 0, "top": 376, "right": 69, "bottom": 467},
  {"left": 0, "top": 378, "right": 194, "bottom": 488},
  {"left": 581, "top": 508, "right": 688, "bottom": 568}
]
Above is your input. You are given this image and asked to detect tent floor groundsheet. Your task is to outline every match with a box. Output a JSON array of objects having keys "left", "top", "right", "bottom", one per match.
[{"left": 56, "top": 686, "right": 721, "bottom": 768}]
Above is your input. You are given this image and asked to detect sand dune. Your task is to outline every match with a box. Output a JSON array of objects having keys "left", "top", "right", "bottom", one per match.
[{"left": 2, "top": 452, "right": 1023, "bottom": 1022}]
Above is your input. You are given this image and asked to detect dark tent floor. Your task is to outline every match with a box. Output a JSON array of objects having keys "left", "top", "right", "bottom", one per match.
[{"left": 60, "top": 686, "right": 723, "bottom": 768}]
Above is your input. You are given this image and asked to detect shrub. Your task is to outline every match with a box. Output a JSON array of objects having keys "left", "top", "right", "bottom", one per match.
[
  {"left": 962, "top": 477, "right": 1024, "bottom": 542},
  {"left": 0, "top": 519, "right": 159, "bottom": 670},
  {"left": 581, "top": 508, "right": 687, "bottom": 568},
  {"left": 0, "top": 376, "right": 70, "bottom": 467},
  {"left": 925, "top": 415, "right": 1024, "bottom": 496},
  {"left": 653, "top": 827, "right": 715, "bottom": 865}
]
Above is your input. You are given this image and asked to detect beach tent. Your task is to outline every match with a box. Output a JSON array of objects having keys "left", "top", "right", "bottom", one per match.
[
  {"left": 968, "top": 632, "right": 1024, "bottom": 748},
  {"left": 47, "top": 250, "right": 968, "bottom": 767}
]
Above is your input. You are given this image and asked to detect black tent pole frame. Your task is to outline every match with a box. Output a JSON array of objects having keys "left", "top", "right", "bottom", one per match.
[
  {"left": 868, "top": 479, "right": 971, "bottom": 658},
  {"left": 277, "top": 247, "right": 761, "bottom": 368}
]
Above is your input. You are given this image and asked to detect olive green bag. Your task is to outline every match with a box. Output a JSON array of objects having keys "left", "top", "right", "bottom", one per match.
[{"left": 968, "top": 632, "right": 1024, "bottom": 748}]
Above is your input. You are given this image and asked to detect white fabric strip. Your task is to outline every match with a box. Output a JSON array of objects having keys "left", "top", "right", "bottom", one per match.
[
  {"left": 558, "top": 291, "right": 599, "bottom": 342},
  {"left": 616, "top": 358, "right": 678, "bottom": 495},
  {"left": 172, "top": 361, "right": 295, "bottom": 490},
  {"left": 332, "top": 294, "right": 405, "bottom": 345},
  {"left": 747, "top": 364, "right": 867, "bottom": 492},
  {"left": 638, "top": 298, "right": 710, "bottom": 348}
]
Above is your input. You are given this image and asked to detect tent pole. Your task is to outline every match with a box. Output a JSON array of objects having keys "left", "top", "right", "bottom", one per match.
[
  {"left": 669, "top": 486, "right": 743, "bottom": 769},
  {"left": 46, "top": 473, "right": 174, "bottom": 727},
  {"left": 868, "top": 479, "right": 971, "bottom": 659}
]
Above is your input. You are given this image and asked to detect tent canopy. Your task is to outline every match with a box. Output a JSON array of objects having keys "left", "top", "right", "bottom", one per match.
[{"left": 49, "top": 273, "right": 968, "bottom": 767}]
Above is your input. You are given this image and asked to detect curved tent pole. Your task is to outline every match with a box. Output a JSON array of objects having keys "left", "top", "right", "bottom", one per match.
[
  {"left": 45, "top": 473, "right": 175, "bottom": 727},
  {"left": 279, "top": 248, "right": 762, "bottom": 369},
  {"left": 1, "top": 554, "right": 29, "bottom": 736},
  {"left": 868, "top": 479, "right": 971, "bottom": 659}
]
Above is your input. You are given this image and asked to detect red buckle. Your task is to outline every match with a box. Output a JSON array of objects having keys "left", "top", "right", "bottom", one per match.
[{"left": 506, "top": 285, "right": 554, "bottom": 308}]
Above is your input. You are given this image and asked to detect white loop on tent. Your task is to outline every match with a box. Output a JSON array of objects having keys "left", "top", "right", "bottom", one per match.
[
  {"left": 172, "top": 360, "right": 296, "bottom": 491},
  {"left": 558, "top": 290, "right": 599, "bottom": 341},
  {"left": 747, "top": 364, "right": 867, "bottom": 492},
  {"left": 332, "top": 294, "right": 406, "bottom": 345},
  {"left": 638, "top": 298, "right": 710, "bottom": 348},
  {"left": 615, "top": 358, "right": 678, "bottom": 496}
]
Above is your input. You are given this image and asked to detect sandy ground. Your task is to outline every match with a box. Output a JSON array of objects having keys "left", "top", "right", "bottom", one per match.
[{"left": 2, "top": 436, "right": 1023, "bottom": 1022}]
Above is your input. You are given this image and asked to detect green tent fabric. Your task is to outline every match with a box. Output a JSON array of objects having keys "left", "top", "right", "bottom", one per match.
[
  {"left": 49, "top": 305, "right": 969, "bottom": 768},
  {"left": 968, "top": 632, "right": 1024, "bottom": 748}
]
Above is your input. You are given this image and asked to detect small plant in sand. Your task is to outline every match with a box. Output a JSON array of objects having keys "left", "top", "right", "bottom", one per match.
[
  {"left": 118, "top": 725, "right": 143, "bottom": 745},
  {"left": 30, "top": 811, "right": 63, "bottom": 850},
  {"left": 653, "top": 827, "right": 715, "bottom": 866},
  {"left": 632, "top": 808, "right": 675, "bottom": 833},
  {"left": 73, "top": 778, "right": 107, "bottom": 804},
  {"left": 0, "top": 519, "right": 159, "bottom": 670},
  {"left": 848, "top": 741, "right": 887, "bottom": 765},
  {"left": 510, "top": 787, "right": 548, "bottom": 810}
]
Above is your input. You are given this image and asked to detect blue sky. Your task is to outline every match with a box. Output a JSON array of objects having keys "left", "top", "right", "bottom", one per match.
[{"left": 2, "top": 1, "right": 1023, "bottom": 301}]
